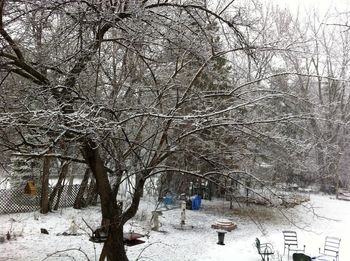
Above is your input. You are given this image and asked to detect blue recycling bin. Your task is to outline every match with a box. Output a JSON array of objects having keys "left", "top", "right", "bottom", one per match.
[{"left": 191, "top": 195, "right": 201, "bottom": 210}]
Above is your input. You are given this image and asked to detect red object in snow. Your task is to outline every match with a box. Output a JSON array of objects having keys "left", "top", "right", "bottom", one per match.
[{"left": 123, "top": 232, "right": 145, "bottom": 246}]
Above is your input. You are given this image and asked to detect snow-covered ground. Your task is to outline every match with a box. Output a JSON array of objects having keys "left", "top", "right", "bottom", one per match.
[{"left": 0, "top": 193, "right": 349, "bottom": 261}]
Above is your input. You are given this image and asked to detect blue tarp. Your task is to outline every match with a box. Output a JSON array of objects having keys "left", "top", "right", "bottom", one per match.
[{"left": 163, "top": 195, "right": 175, "bottom": 205}]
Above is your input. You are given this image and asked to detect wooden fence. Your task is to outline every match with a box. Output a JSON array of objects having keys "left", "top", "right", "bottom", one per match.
[{"left": 0, "top": 184, "right": 81, "bottom": 214}]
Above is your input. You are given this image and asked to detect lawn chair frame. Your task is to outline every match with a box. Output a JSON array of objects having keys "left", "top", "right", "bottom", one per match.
[
  {"left": 255, "top": 238, "right": 274, "bottom": 261},
  {"left": 283, "top": 231, "right": 305, "bottom": 257},
  {"left": 319, "top": 236, "right": 341, "bottom": 261}
]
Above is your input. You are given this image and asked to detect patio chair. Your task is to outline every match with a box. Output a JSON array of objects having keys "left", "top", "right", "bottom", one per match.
[
  {"left": 318, "top": 236, "right": 341, "bottom": 261},
  {"left": 283, "top": 231, "right": 305, "bottom": 257},
  {"left": 292, "top": 253, "right": 311, "bottom": 261},
  {"left": 255, "top": 238, "right": 274, "bottom": 261}
]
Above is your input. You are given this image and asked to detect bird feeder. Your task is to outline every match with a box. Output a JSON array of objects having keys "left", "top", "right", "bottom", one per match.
[
  {"left": 217, "top": 230, "right": 227, "bottom": 245},
  {"left": 89, "top": 228, "right": 108, "bottom": 243},
  {"left": 24, "top": 180, "right": 37, "bottom": 195}
]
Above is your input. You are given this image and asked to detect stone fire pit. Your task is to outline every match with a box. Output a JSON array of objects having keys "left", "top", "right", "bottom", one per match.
[{"left": 211, "top": 219, "right": 237, "bottom": 232}]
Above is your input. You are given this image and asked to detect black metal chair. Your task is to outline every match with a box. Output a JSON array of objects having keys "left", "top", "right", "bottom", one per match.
[
  {"left": 255, "top": 238, "right": 274, "bottom": 261},
  {"left": 292, "top": 253, "right": 311, "bottom": 261}
]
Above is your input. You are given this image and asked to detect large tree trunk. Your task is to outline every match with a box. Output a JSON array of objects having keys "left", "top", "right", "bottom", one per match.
[
  {"left": 81, "top": 140, "right": 128, "bottom": 261},
  {"left": 99, "top": 222, "right": 128, "bottom": 261}
]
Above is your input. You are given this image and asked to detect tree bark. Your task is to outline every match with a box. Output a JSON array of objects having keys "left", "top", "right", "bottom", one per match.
[
  {"left": 86, "top": 178, "right": 98, "bottom": 205},
  {"left": 81, "top": 139, "right": 128, "bottom": 261},
  {"left": 53, "top": 183, "right": 64, "bottom": 210},
  {"left": 40, "top": 155, "right": 51, "bottom": 214},
  {"left": 54, "top": 161, "right": 71, "bottom": 210},
  {"left": 106, "top": 223, "right": 128, "bottom": 261},
  {"left": 73, "top": 168, "right": 90, "bottom": 209},
  {"left": 49, "top": 161, "right": 69, "bottom": 210}
]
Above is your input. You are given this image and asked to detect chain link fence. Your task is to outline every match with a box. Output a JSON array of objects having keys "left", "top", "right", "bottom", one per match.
[{"left": 0, "top": 184, "right": 81, "bottom": 214}]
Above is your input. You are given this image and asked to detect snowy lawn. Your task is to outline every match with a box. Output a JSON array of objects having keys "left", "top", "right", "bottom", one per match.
[{"left": 0, "top": 194, "right": 349, "bottom": 261}]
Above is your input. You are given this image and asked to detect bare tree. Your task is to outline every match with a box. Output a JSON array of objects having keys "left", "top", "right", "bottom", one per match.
[
  {"left": 274, "top": 10, "right": 350, "bottom": 194},
  {"left": 0, "top": 0, "right": 255, "bottom": 259}
]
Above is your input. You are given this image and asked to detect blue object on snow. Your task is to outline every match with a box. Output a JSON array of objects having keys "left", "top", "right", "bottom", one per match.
[
  {"left": 191, "top": 195, "right": 201, "bottom": 210},
  {"left": 163, "top": 195, "right": 174, "bottom": 205}
]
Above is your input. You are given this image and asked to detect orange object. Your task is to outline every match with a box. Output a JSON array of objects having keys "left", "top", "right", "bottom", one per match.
[{"left": 24, "top": 180, "right": 37, "bottom": 195}]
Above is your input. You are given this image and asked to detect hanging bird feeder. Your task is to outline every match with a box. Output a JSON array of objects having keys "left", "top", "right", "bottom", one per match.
[{"left": 24, "top": 180, "right": 37, "bottom": 195}]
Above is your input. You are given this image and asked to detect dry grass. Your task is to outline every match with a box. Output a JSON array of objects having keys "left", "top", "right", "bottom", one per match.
[{"left": 201, "top": 197, "right": 304, "bottom": 227}]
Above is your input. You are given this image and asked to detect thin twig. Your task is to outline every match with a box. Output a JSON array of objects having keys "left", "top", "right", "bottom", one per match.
[{"left": 41, "top": 248, "right": 91, "bottom": 261}]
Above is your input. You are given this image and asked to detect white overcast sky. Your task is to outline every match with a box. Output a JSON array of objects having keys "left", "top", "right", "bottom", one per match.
[{"left": 272, "top": 0, "right": 350, "bottom": 15}]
